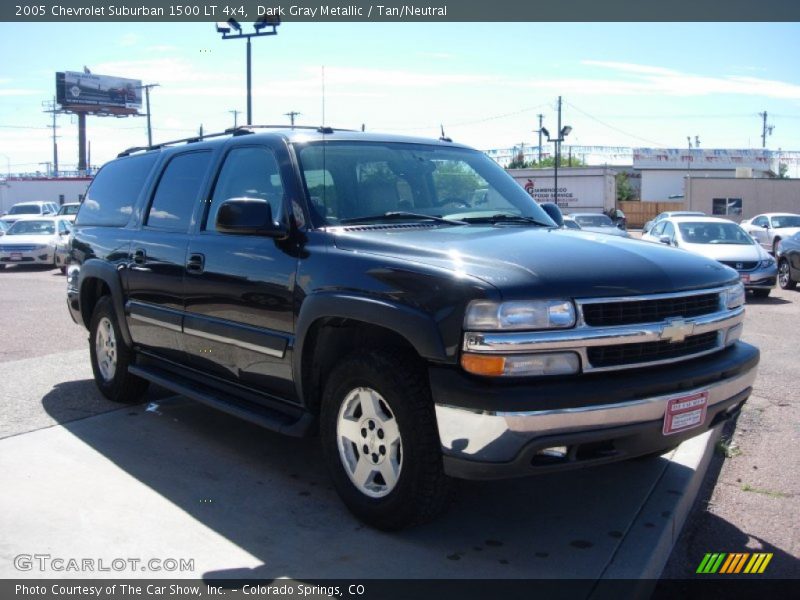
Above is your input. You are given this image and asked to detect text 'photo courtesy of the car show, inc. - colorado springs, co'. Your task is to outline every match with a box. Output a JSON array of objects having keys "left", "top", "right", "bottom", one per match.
[{"left": 0, "top": 2, "right": 799, "bottom": 600}]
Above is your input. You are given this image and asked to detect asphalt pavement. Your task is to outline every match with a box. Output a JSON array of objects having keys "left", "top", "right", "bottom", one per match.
[{"left": 0, "top": 263, "right": 796, "bottom": 588}]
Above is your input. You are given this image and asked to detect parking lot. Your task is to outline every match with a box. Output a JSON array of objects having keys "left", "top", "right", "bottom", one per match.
[{"left": 1, "top": 263, "right": 797, "bottom": 583}]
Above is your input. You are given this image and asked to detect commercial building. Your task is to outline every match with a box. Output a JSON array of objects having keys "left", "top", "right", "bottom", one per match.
[{"left": 0, "top": 177, "right": 91, "bottom": 214}]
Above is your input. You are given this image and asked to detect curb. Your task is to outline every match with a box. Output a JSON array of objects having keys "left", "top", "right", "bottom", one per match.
[{"left": 590, "top": 426, "right": 722, "bottom": 598}]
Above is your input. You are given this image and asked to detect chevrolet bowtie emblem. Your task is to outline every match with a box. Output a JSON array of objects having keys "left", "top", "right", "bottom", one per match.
[
  {"left": 736, "top": 262, "right": 744, "bottom": 269},
  {"left": 660, "top": 318, "right": 695, "bottom": 343}
]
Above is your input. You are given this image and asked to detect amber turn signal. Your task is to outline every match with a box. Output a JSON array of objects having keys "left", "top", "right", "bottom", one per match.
[{"left": 461, "top": 353, "right": 506, "bottom": 376}]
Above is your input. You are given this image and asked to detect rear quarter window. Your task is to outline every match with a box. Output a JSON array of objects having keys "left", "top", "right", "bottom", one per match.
[{"left": 76, "top": 153, "right": 159, "bottom": 226}]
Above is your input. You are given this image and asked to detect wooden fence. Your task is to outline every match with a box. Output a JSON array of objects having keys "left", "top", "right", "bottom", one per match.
[{"left": 619, "top": 201, "right": 685, "bottom": 229}]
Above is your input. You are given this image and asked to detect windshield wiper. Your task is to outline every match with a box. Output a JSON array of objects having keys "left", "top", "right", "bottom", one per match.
[
  {"left": 340, "top": 211, "right": 467, "bottom": 226},
  {"left": 462, "top": 213, "right": 553, "bottom": 227}
]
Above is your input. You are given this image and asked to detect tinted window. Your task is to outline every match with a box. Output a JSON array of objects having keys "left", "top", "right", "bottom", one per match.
[
  {"left": 205, "top": 146, "right": 284, "bottom": 232},
  {"left": 77, "top": 154, "right": 158, "bottom": 226},
  {"left": 662, "top": 222, "right": 675, "bottom": 239},
  {"left": 679, "top": 221, "right": 753, "bottom": 245},
  {"left": 146, "top": 151, "right": 212, "bottom": 231},
  {"left": 652, "top": 221, "right": 667, "bottom": 236},
  {"left": 752, "top": 216, "right": 767, "bottom": 227},
  {"left": 8, "top": 220, "right": 55, "bottom": 235},
  {"left": 771, "top": 215, "right": 800, "bottom": 228},
  {"left": 9, "top": 204, "right": 41, "bottom": 215}
]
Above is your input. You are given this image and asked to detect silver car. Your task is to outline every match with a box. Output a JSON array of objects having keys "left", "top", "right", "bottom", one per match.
[
  {"left": 642, "top": 216, "right": 777, "bottom": 297},
  {"left": 0, "top": 217, "right": 72, "bottom": 271},
  {"left": 741, "top": 212, "right": 800, "bottom": 255}
]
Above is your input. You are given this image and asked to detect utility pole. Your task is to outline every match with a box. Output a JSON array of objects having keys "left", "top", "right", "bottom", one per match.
[
  {"left": 140, "top": 83, "right": 160, "bottom": 147},
  {"left": 285, "top": 111, "right": 301, "bottom": 129},
  {"left": 537, "top": 114, "right": 543, "bottom": 164},
  {"left": 229, "top": 109, "right": 241, "bottom": 128},
  {"left": 42, "top": 98, "right": 60, "bottom": 177},
  {"left": 759, "top": 111, "right": 774, "bottom": 148},
  {"left": 555, "top": 96, "right": 562, "bottom": 204}
]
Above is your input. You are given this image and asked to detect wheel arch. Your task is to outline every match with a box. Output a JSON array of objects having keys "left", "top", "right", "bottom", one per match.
[{"left": 78, "top": 259, "right": 132, "bottom": 346}]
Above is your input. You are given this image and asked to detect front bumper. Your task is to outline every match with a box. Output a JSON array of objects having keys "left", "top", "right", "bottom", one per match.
[
  {"left": 432, "top": 342, "right": 758, "bottom": 479},
  {"left": 0, "top": 249, "right": 54, "bottom": 265},
  {"left": 739, "top": 265, "right": 777, "bottom": 290}
]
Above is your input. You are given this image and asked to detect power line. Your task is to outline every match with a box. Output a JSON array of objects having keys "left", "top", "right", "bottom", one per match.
[{"left": 564, "top": 100, "right": 668, "bottom": 147}]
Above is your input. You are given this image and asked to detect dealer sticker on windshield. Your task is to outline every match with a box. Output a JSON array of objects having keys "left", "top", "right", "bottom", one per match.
[{"left": 663, "top": 391, "right": 709, "bottom": 436}]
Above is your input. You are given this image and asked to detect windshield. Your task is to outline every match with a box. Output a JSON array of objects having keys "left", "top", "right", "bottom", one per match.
[
  {"left": 771, "top": 215, "right": 800, "bottom": 228},
  {"left": 58, "top": 204, "right": 80, "bottom": 215},
  {"left": 295, "top": 141, "right": 554, "bottom": 227},
  {"left": 678, "top": 222, "right": 753, "bottom": 245},
  {"left": 9, "top": 205, "right": 41, "bottom": 215},
  {"left": 7, "top": 220, "right": 55, "bottom": 235},
  {"left": 574, "top": 214, "right": 614, "bottom": 227}
]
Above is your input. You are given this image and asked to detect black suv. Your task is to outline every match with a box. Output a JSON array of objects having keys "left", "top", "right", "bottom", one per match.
[{"left": 67, "top": 127, "right": 758, "bottom": 529}]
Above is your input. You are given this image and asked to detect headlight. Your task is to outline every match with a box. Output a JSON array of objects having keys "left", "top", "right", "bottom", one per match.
[
  {"left": 758, "top": 258, "right": 775, "bottom": 268},
  {"left": 465, "top": 299, "right": 576, "bottom": 330},
  {"left": 723, "top": 283, "right": 745, "bottom": 309},
  {"left": 461, "top": 351, "right": 580, "bottom": 377}
]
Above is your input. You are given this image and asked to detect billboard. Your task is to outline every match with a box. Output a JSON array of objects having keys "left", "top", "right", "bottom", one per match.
[
  {"left": 56, "top": 71, "right": 142, "bottom": 112},
  {"left": 633, "top": 148, "right": 775, "bottom": 172}
]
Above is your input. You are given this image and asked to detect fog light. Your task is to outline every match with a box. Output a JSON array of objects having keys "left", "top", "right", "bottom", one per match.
[
  {"left": 725, "top": 323, "right": 743, "bottom": 346},
  {"left": 536, "top": 446, "right": 568, "bottom": 458},
  {"left": 461, "top": 352, "right": 580, "bottom": 377}
]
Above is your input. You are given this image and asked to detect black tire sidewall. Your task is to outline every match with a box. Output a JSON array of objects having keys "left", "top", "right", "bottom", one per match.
[{"left": 320, "top": 352, "right": 444, "bottom": 529}]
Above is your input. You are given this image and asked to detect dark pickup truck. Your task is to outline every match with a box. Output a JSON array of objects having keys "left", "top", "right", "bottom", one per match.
[{"left": 67, "top": 127, "right": 758, "bottom": 529}]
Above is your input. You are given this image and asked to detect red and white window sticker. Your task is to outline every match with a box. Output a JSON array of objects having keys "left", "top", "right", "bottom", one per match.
[{"left": 663, "top": 390, "right": 709, "bottom": 436}]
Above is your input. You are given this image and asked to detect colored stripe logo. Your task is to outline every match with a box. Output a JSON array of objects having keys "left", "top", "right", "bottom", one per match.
[{"left": 696, "top": 552, "right": 773, "bottom": 574}]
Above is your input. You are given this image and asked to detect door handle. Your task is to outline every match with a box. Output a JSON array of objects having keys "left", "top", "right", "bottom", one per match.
[
  {"left": 186, "top": 253, "right": 205, "bottom": 275},
  {"left": 133, "top": 248, "right": 146, "bottom": 264}
]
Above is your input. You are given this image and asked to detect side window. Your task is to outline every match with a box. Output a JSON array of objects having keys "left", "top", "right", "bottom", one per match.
[
  {"left": 662, "top": 222, "right": 675, "bottom": 239},
  {"left": 752, "top": 216, "right": 766, "bottom": 227},
  {"left": 206, "top": 146, "right": 284, "bottom": 232},
  {"left": 652, "top": 221, "right": 667, "bottom": 236},
  {"left": 77, "top": 153, "right": 158, "bottom": 226},
  {"left": 146, "top": 151, "right": 212, "bottom": 231},
  {"left": 58, "top": 220, "right": 70, "bottom": 234}
]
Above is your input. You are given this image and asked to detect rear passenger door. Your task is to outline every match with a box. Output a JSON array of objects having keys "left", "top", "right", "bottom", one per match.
[
  {"left": 182, "top": 142, "right": 299, "bottom": 402},
  {"left": 125, "top": 150, "right": 214, "bottom": 362}
]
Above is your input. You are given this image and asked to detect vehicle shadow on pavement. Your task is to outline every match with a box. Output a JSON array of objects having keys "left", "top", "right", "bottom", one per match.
[
  {"left": 40, "top": 391, "right": 692, "bottom": 581},
  {"left": 746, "top": 296, "right": 790, "bottom": 306},
  {"left": 658, "top": 417, "right": 799, "bottom": 581}
]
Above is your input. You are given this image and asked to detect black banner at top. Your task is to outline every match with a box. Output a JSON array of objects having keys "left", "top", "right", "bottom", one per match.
[{"left": 3, "top": 0, "right": 800, "bottom": 22}]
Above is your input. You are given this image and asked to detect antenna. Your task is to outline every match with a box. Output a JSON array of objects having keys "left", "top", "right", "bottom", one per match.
[{"left": 321, "top": 66, "right": 326, "bottom": 129}]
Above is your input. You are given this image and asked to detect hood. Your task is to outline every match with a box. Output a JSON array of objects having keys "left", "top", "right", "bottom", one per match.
[
  {"left": 0, "top": 234, "right": 56, "bottom": 246},
  {"left": 332, "top": 225, "right": 738, "bottom": 299},
  {"left": 679, "top": 241, "right": 768, "bottom": 262}
]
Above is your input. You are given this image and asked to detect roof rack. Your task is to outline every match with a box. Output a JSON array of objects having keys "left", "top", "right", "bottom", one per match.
[{"left": 117, "top": 125, "right": 357, "bottom": 157}]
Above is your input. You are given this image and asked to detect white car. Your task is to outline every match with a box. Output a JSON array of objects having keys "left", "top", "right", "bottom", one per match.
[
  {"left": 0, "top": 201, "right": 59, "bottom": 226},
  {"left": 56, "top": 202, "right": 81, "bottom": 222},
  {"left": 0, "top": 217, "right": 72, "bottom": 271},
  {"left": 642, "top": 216, "right": 777, "bottom": 297},
  {"left": 741, "top": 212, "right": 800, "bottom": 255}
]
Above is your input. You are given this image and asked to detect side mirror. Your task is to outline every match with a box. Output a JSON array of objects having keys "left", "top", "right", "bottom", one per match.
[
  {"left": 539, "top": 202, "right": 564, "bottom": 227},
  {"left": 216, "top": 198, "right": 288, "bottom": 238},
  {"left": 658, "top": 235, "right": 672, "bottom": 245},
  {"left": 762, "top": 223, "right": 770, "bottom": 229}
]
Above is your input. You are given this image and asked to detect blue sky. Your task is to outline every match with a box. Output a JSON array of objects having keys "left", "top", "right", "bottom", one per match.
[{"left": 1, "top": 22, "right": 800, "bottom": 173}]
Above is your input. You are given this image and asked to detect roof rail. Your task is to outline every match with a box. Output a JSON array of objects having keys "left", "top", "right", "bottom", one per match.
[{"left": 116, "top": 124, "right": 357, "bottom": 157}]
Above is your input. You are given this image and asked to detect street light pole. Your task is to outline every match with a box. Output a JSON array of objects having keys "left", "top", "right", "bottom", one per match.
[
  {"left": 217, "top": 17, "right": 280, "bottom": 127},
  {"left": 540, "top": 98, "right": 572, "bottom": 207}
]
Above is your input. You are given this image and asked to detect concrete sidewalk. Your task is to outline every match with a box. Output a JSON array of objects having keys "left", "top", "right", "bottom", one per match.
[{"left": 0, "top": 369, "right": 718, "bottom": 584}]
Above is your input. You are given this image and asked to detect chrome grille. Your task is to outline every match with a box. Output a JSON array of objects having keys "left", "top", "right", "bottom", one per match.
[
  {"left": 0, "top": 245, "right": 40, "bottom": 252},
  {"left": 587, "top": 332, "right": 720, "bottom": 368},
  {"left": 582, "top": 292, "right": 720, "bottom": 326},
  {"left": 720, "top": 261, "right": 757, "bottom": 271}
]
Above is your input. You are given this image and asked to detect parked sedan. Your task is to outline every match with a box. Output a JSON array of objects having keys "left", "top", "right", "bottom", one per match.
[
  {"left": 0, "top": 217, "right": 72, "bottom": 270},
  {"left": 642, "top": 216, "right": 777, "bottom": 297},
  {"left": 0, "top": 221, "right": 9, "bottom": 236},
  {"left": 776, "top": 232, "right": 800, "bottom": 290},
  {"left": 567, "top": 212, "right": 630, "bottom": 237},
  {"left": 741, "top": 212, "right": 800, "bottom": 255},
  {"left": 0, "top": 201, "right": 58, "bottom": 226},
  {"left": 643, "top": 210, "right": 705, "bottom": 234},
  {"left": 56, "top": 202, "right": 81, "bottom": 222}
]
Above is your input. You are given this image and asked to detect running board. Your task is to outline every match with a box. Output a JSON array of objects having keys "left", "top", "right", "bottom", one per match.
[{"left": 128, "top": 364, "right": 314, "bottom": 437}]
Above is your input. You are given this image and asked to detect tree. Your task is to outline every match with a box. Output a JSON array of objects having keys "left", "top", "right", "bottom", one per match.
[{"left": 616, "top": 172, "right": 638, "bottom": 202}]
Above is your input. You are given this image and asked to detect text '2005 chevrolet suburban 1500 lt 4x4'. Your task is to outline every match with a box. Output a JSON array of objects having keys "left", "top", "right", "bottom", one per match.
[{"left": 66, "top": 126, "right": 758, "bottom": 530}]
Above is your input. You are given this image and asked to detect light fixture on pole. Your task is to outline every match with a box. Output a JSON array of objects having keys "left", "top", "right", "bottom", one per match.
[
  {"left": 216, "top": 16, "right": 280, "bottom": 126},
  {"left": 540, "top": 124, "right": 572, "bottom": 205}
]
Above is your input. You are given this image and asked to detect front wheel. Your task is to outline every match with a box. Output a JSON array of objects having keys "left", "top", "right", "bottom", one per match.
[
  {"left": 320, "top": 350, "right": 453, "bottom": 530},
  {"left": 779, "top": 258, "right": 797, "bottom": 290},
  {"left": 89, "top": 296, "right": 149, "bottom": 403}
]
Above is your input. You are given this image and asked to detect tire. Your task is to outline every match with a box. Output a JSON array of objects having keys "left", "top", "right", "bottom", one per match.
[
  {"left": 89, "top": 296, "right": 149, "bottom": 403},
  {"left": 779, "top": 258, "right": 797, "bottom": 290},
  {"left": 0, "top": 264, "right": 5, "bottom": 271},
  {"left": 320, "top": 349, "right": 454, "bottom": 530},
  {"left": 752, "top": 288, "right": 770, "bottom": 298}
]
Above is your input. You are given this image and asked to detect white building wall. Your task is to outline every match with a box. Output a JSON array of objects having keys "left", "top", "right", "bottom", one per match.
[{"left": 0, "top": 178, "right": 91, "bottom": 214}]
